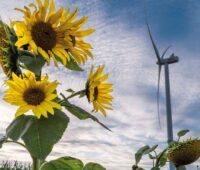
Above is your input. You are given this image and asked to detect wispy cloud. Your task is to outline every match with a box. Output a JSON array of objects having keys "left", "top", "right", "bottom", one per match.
[{"left": 0, "top": 0, "right": 200, "bottom": 169}]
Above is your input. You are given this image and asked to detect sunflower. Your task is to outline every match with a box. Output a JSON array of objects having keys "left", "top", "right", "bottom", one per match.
[
  {"left": 168, "top": 139, "right": 200, "bottom": 166},
  {"left": 4, "top": 71, "right": 61, "bottom": 119},
  {"left": 12, "top": 0, "right": 95, "bottom": 66},
  {"left": 0, "top": 20, "right": 21, "bottom": 78},
  {"left": 86, "top": 65, "right": 113, "bottom": 116}
]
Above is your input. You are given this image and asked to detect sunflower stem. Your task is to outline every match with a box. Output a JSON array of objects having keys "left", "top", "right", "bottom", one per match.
[
  {"left": 155, "top": 148, "right": 168, "bottom": 167},
  {"left": 32, "top": 157, "right": 40, "bottom": 170},
  {"left": 59, "top": 90, "right": 86, "bottom": 103},
  {"left": 5, "top": 140, "right": 27, "bottom": 150}
]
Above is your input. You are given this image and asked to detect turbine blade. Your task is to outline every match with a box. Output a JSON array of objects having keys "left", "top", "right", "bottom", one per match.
[
  {"left": 161, "top": 45, "right": 172, "bottom": 59},
  {"left": 157, "top": 65, "right": 162, "bottom": 129},
  {"left": 145, "top": 18, "right": 161, "bottom": 63}
]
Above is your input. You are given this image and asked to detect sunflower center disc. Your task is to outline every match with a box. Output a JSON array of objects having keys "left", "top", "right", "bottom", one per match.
[
  {"left": 94, "top": 87, "right": 99, "bottom": 101},
  {"left": 23, "top": 88, "right": 45, "bottom": 105},
  {"left": 31, "top": 22, "right": 56, "bottom": 51}
]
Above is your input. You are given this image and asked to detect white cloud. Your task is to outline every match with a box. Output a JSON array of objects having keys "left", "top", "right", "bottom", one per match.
[{"left": 0, "top": 0, "right": 200, "bottom": 169}]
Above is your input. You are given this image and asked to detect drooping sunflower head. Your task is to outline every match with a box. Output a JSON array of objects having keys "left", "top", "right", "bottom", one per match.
[
  {"left": 0, "top": 20, "right": 21, "bottom": 78},
  {"left": 168, "top": 139, "right": 200, "bottom": 166},
  {"left": 12, "top": 0, "right": 95, "bottom": 66},
  {"left": 4, "top": 71, "right": 61, "bottom": 119},
  {"left": 86, "top": 65, "right": 113, "bottom": 116}
]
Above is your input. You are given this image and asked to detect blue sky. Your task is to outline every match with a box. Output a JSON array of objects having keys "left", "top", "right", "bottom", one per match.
[{"left": 0, "top": 0, "right": 200, "bottom": 169}]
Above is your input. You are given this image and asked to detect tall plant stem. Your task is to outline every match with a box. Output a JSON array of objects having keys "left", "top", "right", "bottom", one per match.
[{"left": 32, "top": 157, "right": 40, "bottom": 170}]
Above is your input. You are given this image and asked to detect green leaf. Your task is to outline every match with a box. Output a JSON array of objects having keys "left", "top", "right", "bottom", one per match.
[
  {"left": 79, "top": 91, "right": 86, "bottom": 98},
  {"left": 55, "top": 54, "right": 83, "bottom": 71},
  {"left": 177, "top": 166, "right": 186, "bottom": 170},
  {"left": 40, "top": 157, "right": 84, "bottom": 170},
  {"left": 151, "top": 167, "right": 160, "bottom": 170},
  {"left": 6, "top": 115, "right": 34, "bottom": 141},
  {"left": 168, "top": 140, "right": 177, "bottom": 146},
  {"left": 65, "top": 57, "right": 83, "bottom": 71},
  {"left": 158, "top": 153, "right": 167, "bottom": 167},
  {"left": 18, "top": 51, "right": 45, "bottom": 75},
  {"left": 144, "top": 145, "right": 158, "bottom": 154},
  {"left": 0, "top": 135, "right": 7, "bottom": 148},
  {"left": 22, "top": 110, "right": 69, "bottom": 160},
  {"left": 149, "top": 154, "right": 156, "bottom": 159},
  {"left": 177, "top": 129, "right": 189, "bottom": 138},
  {"left": 66, "top": 89, "right": 75, "bottom": 93},
  {"left": 135, "top": 145, "right": 150, "bottom": 165},
  {"left": 83, "top": 162, "right": 106, "bottom": 170},
  {"left": 61, "top": 100, "right": 111, "bottom": 131}
]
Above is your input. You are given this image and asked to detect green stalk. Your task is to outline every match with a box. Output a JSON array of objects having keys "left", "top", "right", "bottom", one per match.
[
  {"left": 32, "top": 157, "right": 40, "bottom": 170},
  {"left": 5, "top": 140, "right": 40, "bottom": 170},
  {"left": 5, "top": 140, "right": 27, "bottom": 150},
  {"left": 66, "top": 90, "right": 85, "bottom": 100},
  {"left": 59, "top": 90, "right": 86, "bottom": 103}
]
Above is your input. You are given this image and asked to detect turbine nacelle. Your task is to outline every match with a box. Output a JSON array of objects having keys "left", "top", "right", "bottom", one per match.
[{"left": 157, "top": 54, "right": 179, "bottom": 65}]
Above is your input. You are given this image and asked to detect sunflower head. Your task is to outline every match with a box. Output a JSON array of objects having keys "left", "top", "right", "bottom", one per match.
[
  {"left": 12, "top": 0, "right": 95, "bottom": 67},
  {"left": 86, "top": 65, "right": 113, "bottom": 116},
  {"left": 0, "top": 20, "right": 21, "bottom": 78},
  {"left": 168, "top": 139, "right": 200, "bottom": 166},
  {"left": 4, "top": 71, "right": 61, "bottom": 119}
]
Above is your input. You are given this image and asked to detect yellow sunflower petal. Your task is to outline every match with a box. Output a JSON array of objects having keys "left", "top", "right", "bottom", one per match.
[
  {"left": 15, "top": 36, "right": 31, "bottom": 47},
  {"left": 74, "top": 29, "right": 95, "bottom": 37},
  {"left": 29, "top": 40, "right": 38, "bottom": 54},
  {"left": 41, "top": 102, "right": 54, "bottom": 115},
  {"left": 13, "top": 0, "right": 94, "bottom": 66},
  {"left": 52, "top": 48, "right": 67, "bottom": 65},
  {"left": 38, "top": 47, "right": 50, "bottom": 65},
  {"left": 4, "top": 71, "right": 60, "bottom": 119},
  {"left": 86, "top": 65, "right": 113, "bottom": 116},
  {"left": 47, "top": 0, "right": 55, "bottom": 19},
  {"left": 48, "top": 50, "right": 58, "bottom": 66},
  {"left": 32, "top": 106, "right": 42, "bottom": 119},
  {"left": 47, "top": 101, "right": 61, "bottom": 110},
  {"left": 47, "top": 6, "right": 64, "bottom": 25},
  {"left": 15, "top": 105, "right": 31, "bottom": 117},
  {"left": 45, "top": 93, "right": 57, "bottom": 101}
]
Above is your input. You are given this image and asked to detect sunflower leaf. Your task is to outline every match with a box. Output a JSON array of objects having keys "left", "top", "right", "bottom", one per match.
[
  {"left": 176, "top": 166, "right": 186, "bottom": 170},
  {"left": 66, "top": 88, "right": 75, "bottom": 93},
  {"left": 21, "top": 110, "right": 69, "bottom": 160},
  {"left": 135, "top": 145, "right": 150, "bottom": 165},
  {"left": 144, "top": 145, "right": 158, "bottom": 154},
  {"left": 65, "top": 57, "right": 83, "bottom": 71},
  {"left": 55, "top": 55, "right": 83, "bottom": 71},
  {"left": 0, "top": 135, "right": 7, "bottom": 149},
  {"left": 151, "top": 167, "right": 160, "bottom": 170},
  {"left": 79, "top": 91, "right": 86, "bottom": 98},
  {"left": 158, "top": 153, "right": 167, "bottom": 167},
  {"left": 177, "top": 129, "right": 189, "bottom": 138},
  {"left": 61, "top": 100, "right": 111, "bottom": 131},
  {"left": 40, "top": 156, "right": 84, "bottom": 170},
  {"left": 83, "top": 162, "right": 106, "bottom": 170},
  {"left": 18, "top": 51, "right": 45, "bottom": 75},
  {"left": 6, "top": 115, "right": 34, "bottom": 141}
]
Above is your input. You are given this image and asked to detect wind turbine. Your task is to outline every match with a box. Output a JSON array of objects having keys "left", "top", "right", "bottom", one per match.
[{"left": 146, "top": 20, "right": 179, "bottom": 170}]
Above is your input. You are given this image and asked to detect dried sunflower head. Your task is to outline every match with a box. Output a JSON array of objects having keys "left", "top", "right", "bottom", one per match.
[
  {"left": 0, "top": 20, "right": 21, "bottom": 78},
  {"left": 168, "top": 139, "right": 200, "bottom": 166}
]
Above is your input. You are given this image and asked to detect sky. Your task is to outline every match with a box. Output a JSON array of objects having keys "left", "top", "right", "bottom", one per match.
[{"left": 0, "top": 0, "right": 200, "bottom": 169}]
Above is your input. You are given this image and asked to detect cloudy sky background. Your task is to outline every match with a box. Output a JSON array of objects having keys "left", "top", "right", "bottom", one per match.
[{"left": 0, "top": 0, "right": 200, "bottom": 169}]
